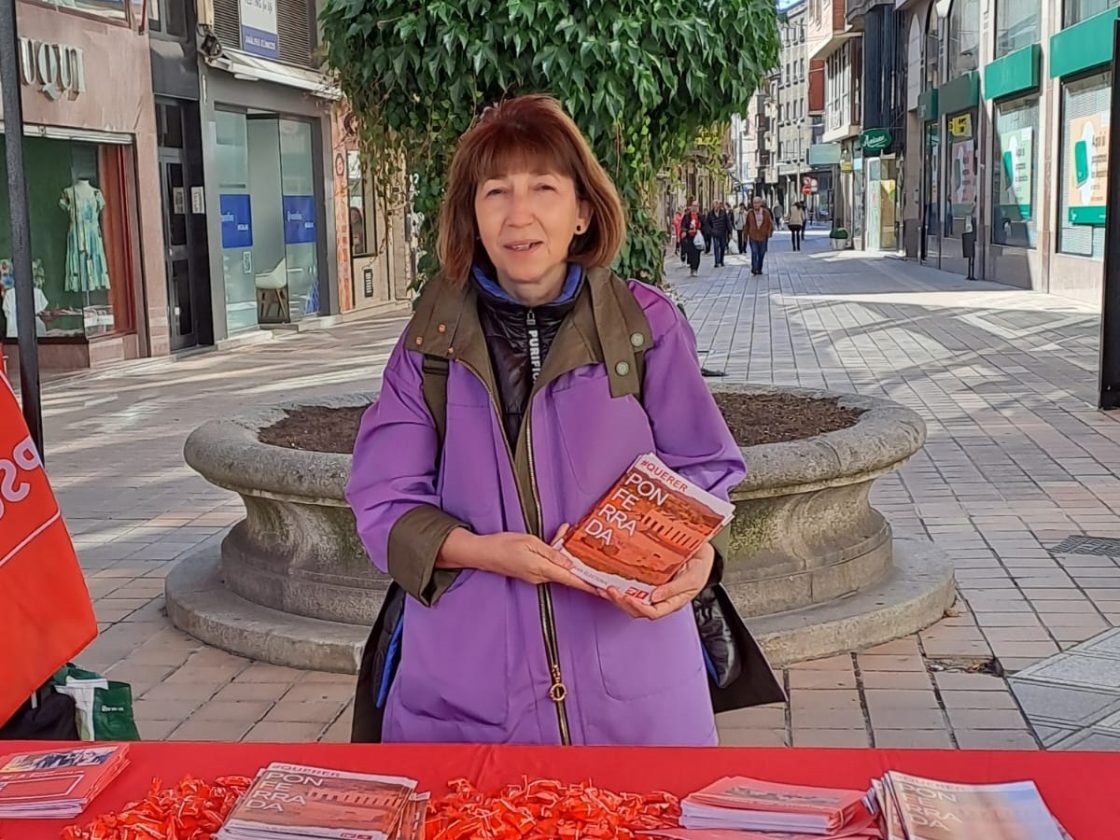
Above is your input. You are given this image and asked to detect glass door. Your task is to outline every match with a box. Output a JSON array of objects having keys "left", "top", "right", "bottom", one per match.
[
  {"left": 279, "top": 119, "right": 319, "bottom": 320},
  {"left": 921, "top": 121, "right": 941, "bottom": 267}
]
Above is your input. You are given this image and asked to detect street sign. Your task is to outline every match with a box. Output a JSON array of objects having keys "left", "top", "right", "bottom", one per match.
[{"left": 802, "top": 184, "right": 812, "bottom": 195}]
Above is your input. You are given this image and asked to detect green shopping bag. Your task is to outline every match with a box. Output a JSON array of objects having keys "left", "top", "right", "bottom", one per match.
[{"left": 51, "top": 663, "right": 140, "bottom": 741}]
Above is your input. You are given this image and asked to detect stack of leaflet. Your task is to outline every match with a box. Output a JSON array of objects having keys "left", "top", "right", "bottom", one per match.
[
  {"left": 0, "top": 745, "right": 129, "bottom": 819},
  {"left": 217, "top": 762, "right": 422, "bottom": 840},
  {"left": 679, "top": 776, "right": 879, "bottom": 837}
]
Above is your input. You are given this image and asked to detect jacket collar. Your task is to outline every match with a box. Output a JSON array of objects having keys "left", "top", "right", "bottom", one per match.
[{"left": 406, "top": 266, "right": 651, "bottom": 401}]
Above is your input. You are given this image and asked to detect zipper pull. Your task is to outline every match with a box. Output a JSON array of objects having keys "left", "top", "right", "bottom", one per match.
[{"left": 548, "top": 665, "right": 567, "bottom": 703}]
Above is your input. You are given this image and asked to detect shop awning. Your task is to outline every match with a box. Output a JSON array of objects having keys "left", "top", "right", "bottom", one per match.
[{"left": 202, "top": 49, "right": 341, "bottom": 100}]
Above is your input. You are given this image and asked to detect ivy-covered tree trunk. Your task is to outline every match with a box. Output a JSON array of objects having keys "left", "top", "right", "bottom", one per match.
[{"left": 320, "top": 0, "right": 779, "bottom": 288}]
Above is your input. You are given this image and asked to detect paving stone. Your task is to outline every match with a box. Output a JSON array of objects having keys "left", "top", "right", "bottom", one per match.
[
  {"left": 717, "top": 727, "right": 789, "bottom": 747},
  {"left": 953, "top": 730, "right": 1039, "bottom": 750},
  {"left": 874, "top": 729, "right": 955, "bottom": 748},
  {"left": 1008, "top": 680, "right": 1120, "bottom": 728},
  {"left": 169, "top": 719, "right": 254, "bottom": 742},
  {"left": 788, "top": 669, "right": 857, "bottom": 690},
  {"left": 1051, "top": 729, "right": 1120, "bottom": 750},
  {"left": 1012, "top": 653, "right": 1120, "bottom": 690},
  {"left": 792, "top": 729, "right": 871, "bottom": 748},
  {"left": 945, "top": 708, "right": 1028, "bottom": 730}
]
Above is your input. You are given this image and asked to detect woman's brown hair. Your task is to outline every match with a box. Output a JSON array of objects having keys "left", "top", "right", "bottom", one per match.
[{"left": 436, "top": 94, "right": 626, "bottom": 283}]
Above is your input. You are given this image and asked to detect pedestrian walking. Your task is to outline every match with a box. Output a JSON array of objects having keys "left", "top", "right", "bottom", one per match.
[
  {"left": 672, "top": 207, "right": 684, "bottom": 260},
  {"left": 744, "top": 196, "right": 774, "bottom": 275},
  {"left": 680, "top": 201, "right": 704, "bottom": 275},
  {"left": 787, "top": 201, "right": 806, "bottom": 251},
  {"left": 734, "top": 203, "right": 747, "bottom": 256},
  {"left": 347, "top": 94, "right": 782, "bottom": 746},
  {"left": 700, "top": 207, "right": 713, "bottom": 254},
  {"left": 707, "top": 201, "right": 733, "bottom": 268}
]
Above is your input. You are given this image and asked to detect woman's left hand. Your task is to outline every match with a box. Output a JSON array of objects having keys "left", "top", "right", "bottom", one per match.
[{"left": 605, "top": 542, "right": 715, "bottom": 620}]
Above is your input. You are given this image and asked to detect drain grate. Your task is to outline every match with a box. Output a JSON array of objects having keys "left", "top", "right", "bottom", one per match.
[{"left": 1050, "top": 536, "right": 1120, "bottom": 558}]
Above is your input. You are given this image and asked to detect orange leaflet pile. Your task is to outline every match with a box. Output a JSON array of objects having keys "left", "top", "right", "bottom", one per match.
[
  {"left": 62, "top": 775, "right": 253, "bottom": 840},
  {"left": 424, "top": 778, "right": 681, "bottom": 840}
]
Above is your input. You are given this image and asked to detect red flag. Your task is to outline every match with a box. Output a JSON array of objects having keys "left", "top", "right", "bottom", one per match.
[{"left": 0, "top": 356, "right": 97, "bottom": 724}]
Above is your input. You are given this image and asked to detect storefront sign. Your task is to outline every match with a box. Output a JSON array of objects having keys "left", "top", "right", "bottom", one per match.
[
  {"left": 283, "top": 196, "right": 317, "bottom": 244},
  {"left": 239, "top": 0, "right": 278, "bottom": 59},
  {"left": 807, "top": 143, "right": 841, "bottom": 166},
  {"left": 220, "top": 194, "right": 254, "bottom": 249},
  {"left": 18, "top": 38, "right": 84, "bottom": 101},
  {"left": 859, "top": 129, "right": 892, "bottom": 153},
  {"left": 997, "top": 127, "right": 1033, "bottom": 220},
  {"left": 1067, "top": 111, "right": 1110, "bottom": 225},
  {"left": 948, "top": 112, "right": 973, "bottom": 139}
]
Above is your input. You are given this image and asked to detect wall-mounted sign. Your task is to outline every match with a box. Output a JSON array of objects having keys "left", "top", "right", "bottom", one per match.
[
  {"left": 190, "top": 186, "right": 206, "bottom": 215},
  {"left": 220, "top": 194, "right": 253, "bottom": 249},
  {"left": 859, "top": 128, "right": 892, "bottom": 153},
  {"left": 1067, "top": 110, "right": 1110, "bottom": 226},
  {"left": 807, "top": 143, "right": 841, "bottom": 166},
  {"left": 283, "top": 196, "right": 317, "bottom": 245},
  {"left": 948, "top": 112, "right": 973, "bottom": 139},
  {"left": 18, "top": 37, "right": 84, "bottom": 101},
  {"left": 239, "top": 0, "right": 278, "bottom": 59}
]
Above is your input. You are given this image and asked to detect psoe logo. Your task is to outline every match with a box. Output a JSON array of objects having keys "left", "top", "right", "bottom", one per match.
[{"left": 0, "top": 436, "right": 42, "bottom": 521}]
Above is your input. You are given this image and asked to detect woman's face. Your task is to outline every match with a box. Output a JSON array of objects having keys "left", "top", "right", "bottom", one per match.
[{"left": 474, "top": 169, "right": 590, "bottom": 290}]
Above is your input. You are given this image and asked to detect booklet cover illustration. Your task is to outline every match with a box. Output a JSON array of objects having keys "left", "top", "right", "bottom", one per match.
[{"left": 558, "top": 453, "right": 734, "bottom": 603}]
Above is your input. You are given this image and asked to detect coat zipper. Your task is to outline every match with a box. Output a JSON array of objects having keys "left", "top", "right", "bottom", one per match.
[
  {"left": 453, "top": 312, "right": 572, "bottom": 745},
  {"left": 525, "top": 306, "right": 572, "bottom": 745}
]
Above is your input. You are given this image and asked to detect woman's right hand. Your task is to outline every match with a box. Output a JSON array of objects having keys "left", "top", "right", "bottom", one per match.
[{"left": 438, "top": 528, "right": 600, "bottom": 594}]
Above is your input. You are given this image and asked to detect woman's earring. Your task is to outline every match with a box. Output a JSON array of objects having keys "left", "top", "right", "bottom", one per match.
[{"left": 575, "top": 225, "right": 583, "bottom": 234}]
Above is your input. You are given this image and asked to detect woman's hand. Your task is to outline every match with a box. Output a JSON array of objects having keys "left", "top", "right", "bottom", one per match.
[
  {"left": 438, "top": 526, "right": 598, "bottom": 594},
  {"left": 605, "top": 542, "right": 716, "bottom": 620}
]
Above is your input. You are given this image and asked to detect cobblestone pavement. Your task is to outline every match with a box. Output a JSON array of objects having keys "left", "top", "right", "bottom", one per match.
[{"left": 46, "top": 226, "right": 1120, "bottom": 747}]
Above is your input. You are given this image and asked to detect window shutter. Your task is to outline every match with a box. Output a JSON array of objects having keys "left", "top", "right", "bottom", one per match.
[{"left": 212, "top": 0, "right": 313, "bottom": 67}]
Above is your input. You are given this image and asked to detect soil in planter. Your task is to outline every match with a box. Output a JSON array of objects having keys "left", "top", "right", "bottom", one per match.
[
  {"left": 714, "top": 392, "right": 863, "bottom": 447},
  {"left": 259, "top": 393, "right": 864, "bottom": 454},
  {"left": 259, "top": 405, "right": 369, "bottom": 454}
]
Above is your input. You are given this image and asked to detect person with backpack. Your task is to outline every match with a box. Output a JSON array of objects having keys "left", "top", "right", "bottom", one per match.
[{"left": 346, "top": 95, "right": 782, "bottom": 747}]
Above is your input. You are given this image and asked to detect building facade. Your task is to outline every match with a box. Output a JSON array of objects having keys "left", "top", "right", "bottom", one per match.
[
  {"left": 809, "top": 0, "right": 864, "bottom": 234},
  {"left": 1, "top": 0, "right": 167, "bottom": 371},
  {"left": 894, "top": 0, "right": 1118, "bottom": 306},
  {"left": 152, "top": 0, "right": 408, "bottom": 348},
  {"left": 735, "top": 0, "right": 831, "bottom": 218}
]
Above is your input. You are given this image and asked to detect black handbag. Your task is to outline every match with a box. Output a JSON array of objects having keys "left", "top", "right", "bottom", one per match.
[{"left": 0, "top": 683, "right": 79, "bottom": 741}]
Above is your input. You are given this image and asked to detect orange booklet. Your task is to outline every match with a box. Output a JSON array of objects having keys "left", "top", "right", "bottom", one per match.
[{"left": 557, "top": 453, "right": 734, "bottom": 604}]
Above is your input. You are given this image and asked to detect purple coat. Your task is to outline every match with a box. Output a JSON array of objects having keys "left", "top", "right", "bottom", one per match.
[{"left": 346, "top": 268, "right": 746, "bottom": 745}]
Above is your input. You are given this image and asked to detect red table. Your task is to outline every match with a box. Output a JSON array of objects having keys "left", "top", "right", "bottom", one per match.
[{"left": 3, "top": 742, "right": 1116, "bottom": 839}]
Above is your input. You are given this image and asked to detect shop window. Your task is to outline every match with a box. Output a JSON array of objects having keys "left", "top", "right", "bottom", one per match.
[
  {"left": 945, "top": 110, "right": 978, "bottom": 239},
  {"left": 44, "top": 0, "right": 129, "bottom": 22},
  {"left": 1058, "top": 71, "right": 1110, "bottom": 258},
  {"left": 948, "top": 0, "right": 981, "bottom": 79},
  {"left": 147, "top": 0, "right": 188, "bottom": 38},
  {"left": 0, "top": 137, "right": 135, "bottom": 341},
  {"left": 347, "top": 151, "right": 378, "bottom": 258},
  {"left": 991, "top": 96, "right": 1040, "bottom": 249},
  {"left": 996, "top": 0, "right": 1040, "bottom": 58},
  {"left": 1065, "top": 0, "right": 1120, "bottom": 27}
]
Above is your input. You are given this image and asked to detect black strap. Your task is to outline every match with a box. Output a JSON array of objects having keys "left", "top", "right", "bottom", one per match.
[{"left": 420, "top": 356, "right": 450, "bottom": 465}]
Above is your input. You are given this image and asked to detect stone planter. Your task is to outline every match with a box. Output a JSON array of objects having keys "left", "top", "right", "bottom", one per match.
[
  {"left": 169, "top": 387, "right": 954, "bottom": 672},
  {"left": 713, "top": 384, "right": 924, "bottom": 617}
]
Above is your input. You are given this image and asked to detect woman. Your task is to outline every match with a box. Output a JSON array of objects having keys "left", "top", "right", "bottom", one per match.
[
  {"left": 679, "top": 199, "right": 704, "bottom": 276},
  {"left": 347, "top": 95, "right": 781, "bottom": 746},
  {"left": 787, "top": 201, "right": 806, "bottom": 252}
]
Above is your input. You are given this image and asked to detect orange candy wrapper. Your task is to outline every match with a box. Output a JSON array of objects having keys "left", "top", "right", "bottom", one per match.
[
  {"left": 61, "top": 774, "right": 252, "bottom": 840},
  {"left": 425, "top": 777, "right": 681, "bottom": 840}
]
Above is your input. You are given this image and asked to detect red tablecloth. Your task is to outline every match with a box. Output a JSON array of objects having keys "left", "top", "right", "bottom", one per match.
[{"left": 2, "top": 741, "right": 1116, "bottom": 839}]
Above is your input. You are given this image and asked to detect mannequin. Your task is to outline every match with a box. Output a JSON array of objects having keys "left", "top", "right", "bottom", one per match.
[{"left": 60, "top": 179, "right": 111, "bottom": 294}]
